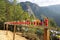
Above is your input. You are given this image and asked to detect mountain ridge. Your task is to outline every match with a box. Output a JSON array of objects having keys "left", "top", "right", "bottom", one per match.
[{"left": 20, "top": 1, "right": 60, "bottom": 26}]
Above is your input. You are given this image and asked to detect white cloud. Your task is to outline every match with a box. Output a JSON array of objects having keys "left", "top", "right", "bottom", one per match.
[{"left": 17, "top": 0, "right": 60, "bottom": 7}]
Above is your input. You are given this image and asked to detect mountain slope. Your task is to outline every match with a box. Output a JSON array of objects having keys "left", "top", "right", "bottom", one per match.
[{"left": 20, "top": 1, "right": 60, "bottom": 26}]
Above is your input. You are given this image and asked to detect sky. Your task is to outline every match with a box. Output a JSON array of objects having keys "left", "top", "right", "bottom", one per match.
[{"left": 17, "top": 0, "right": 60, "bottom": 7}]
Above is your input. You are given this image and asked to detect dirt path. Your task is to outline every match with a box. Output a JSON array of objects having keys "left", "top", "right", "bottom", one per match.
[{"left": 0, "top": 30, "right": 27, "bottom": 40}]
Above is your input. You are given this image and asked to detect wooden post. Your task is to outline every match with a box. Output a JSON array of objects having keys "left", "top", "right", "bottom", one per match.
[
  {"left": 44, "top": 28, "right": 50, "bottom": 40},
  {"left": 6, "top": 24, "right": 8, "bottom": 35},
  {"left": 13, "top": 25, "right": 16, "bottom": 40}
]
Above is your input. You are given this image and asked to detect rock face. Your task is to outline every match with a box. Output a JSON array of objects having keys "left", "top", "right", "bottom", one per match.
[{"left": 0, "top": 30, "right": 27, "bottom": 40}]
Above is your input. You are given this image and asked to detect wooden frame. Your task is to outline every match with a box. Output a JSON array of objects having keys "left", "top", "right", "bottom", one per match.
[
  {"left": 4, "top": 22, "right": 16, "bottom": 40},
  {"left": 4, "top": 22, "right": 50, "bottom": 40}
]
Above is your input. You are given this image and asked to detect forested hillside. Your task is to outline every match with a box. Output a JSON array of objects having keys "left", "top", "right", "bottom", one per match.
[{"left": 0, "top": 0, "right": 35, "bottom": 22}]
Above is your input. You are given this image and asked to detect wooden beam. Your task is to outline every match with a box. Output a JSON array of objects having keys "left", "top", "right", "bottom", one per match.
[{"left": 13, "top": 25, "right": 16, "bottom": 40}]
